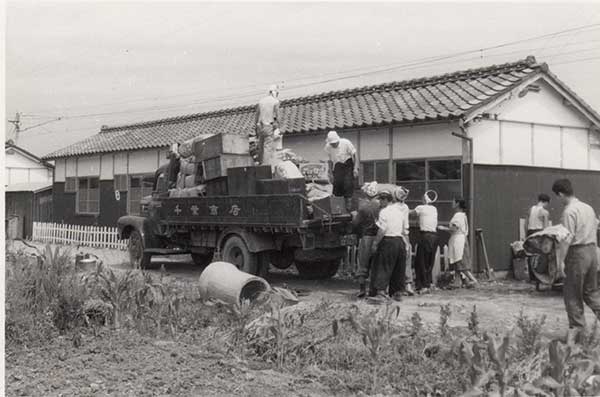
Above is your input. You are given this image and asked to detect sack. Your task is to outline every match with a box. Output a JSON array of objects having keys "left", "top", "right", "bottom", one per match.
[
  {"left": 176, "top": 172, "right": 185, "bottom": 189},
  {"left": 178, "top": 139, "right": 195, "bottom": 158},
  {"left": 184, "top": 175, "right": 196, "bottom": 188},
  {"left": 180, "top": 157, "right": 196, "bottom": 175},
  {"left": 274, "top": 160, "right": 303, "bottom": 179},
  {"left": 306, "top": 182, "right": 332, "bottom": 202}
]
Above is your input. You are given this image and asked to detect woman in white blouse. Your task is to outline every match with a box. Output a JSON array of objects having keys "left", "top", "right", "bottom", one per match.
[{"left": 438, "top": 198, "right": 476, "bottom": 288}]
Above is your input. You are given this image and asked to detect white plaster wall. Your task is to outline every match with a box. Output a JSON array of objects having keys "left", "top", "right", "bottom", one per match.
[
  {"left": 100, "top": 154, "right": 114, "bottom": 180},
  {"left": 5, "top": 149, "right": 54, "bottom": 185},
  {"left": 128, "top": 149, "right": 160, "bottom": 174},
  {"left": 495, "top": 79, "right": 590, "bottom": 128},
  {"left": 360, "top": 128, "right": 388, "bottom": 160},
  {"left": 533, "top": 125, "right": 561, "bottom": 168},
  {"left": 563, "top": 127, "right": 590, "bottom": 170},
  {"left": 114, "top": 153, "right": 127, "bottom": 175},
  {"left": 55, "top": 159, "right": 66, "bottom": 182},
  {"left": 591, "top": 147, "right": 600, "bottom": 171},
  {"left": 502, "top": 122, "right": 532, "bottom": 166},
  {"left": 469, "top": 119, "right": 500, "bottom": 164},
  {"left": 77, "top": 155, "right": 101, "bottom": 177},
  {"left": 392, "top": 123, "right": 461, "bottom": 159},
  {"left": 5, "top": 150, "right": 40, "bottom": 168},
  {"left": 66, "top": 158, "right": 77, "bottom": 177},
  {"left": 158, "top": 148, "right": 170, "bottom": 167}
]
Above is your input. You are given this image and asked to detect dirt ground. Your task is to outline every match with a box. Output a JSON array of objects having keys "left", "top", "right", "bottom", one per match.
[{"left": 7, "top": 242, "right": 598, "bottom": 396}]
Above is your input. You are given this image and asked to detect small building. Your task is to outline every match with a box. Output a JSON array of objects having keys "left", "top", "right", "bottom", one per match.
[
  {"left": 43, "top": 56, "right": 600, "bottom": 271},
  {"left": 5, "top": 142, "right": 54, "bottom": 238}
]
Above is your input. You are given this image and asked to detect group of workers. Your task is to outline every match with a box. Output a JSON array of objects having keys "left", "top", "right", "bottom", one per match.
[{"left": 255, "top": 86, "right": 600, "bottom": 338}]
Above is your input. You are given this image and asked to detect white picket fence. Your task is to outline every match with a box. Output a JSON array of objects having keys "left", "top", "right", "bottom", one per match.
[{"left": 32, "top": 222, "right": 129, "bottom": 250}]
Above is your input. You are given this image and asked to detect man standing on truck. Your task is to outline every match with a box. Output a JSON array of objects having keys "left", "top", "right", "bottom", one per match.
[
  {"left": 324, "top": 130, "right": 358, "bottom": 211},
  {"left": 552, "top": 178, "right": 600, "bottom": 344},
  {"left": 352, "top": 182, "right": 381, "bottom": 298},
  {"left": 255, "top": 85, "right": 281, "bottom": 166}
]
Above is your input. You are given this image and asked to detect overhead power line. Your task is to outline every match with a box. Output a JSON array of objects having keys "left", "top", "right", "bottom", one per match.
[{"left": 24, "top": 22, "right": 600, "bottom": 117}]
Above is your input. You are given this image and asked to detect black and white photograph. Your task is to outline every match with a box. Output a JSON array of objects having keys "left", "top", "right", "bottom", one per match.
[{"left": 3, "top": 1, "right": 600, "bottom": 396}]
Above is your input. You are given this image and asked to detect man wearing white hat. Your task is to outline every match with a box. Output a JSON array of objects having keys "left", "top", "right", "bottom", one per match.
[
  {"left": 324, "top": 130, "right": 358, "bottom": 211},
  {"left": 255, "top": 85, "right": 281, "bottom": 166}
]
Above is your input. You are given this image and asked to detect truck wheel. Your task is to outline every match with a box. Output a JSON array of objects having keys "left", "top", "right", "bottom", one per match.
[
  {"left": 128, "top": 230, "right": 152, "bottom": 269},
  {"left": 295, "top": 260, "right": 341, "bottom": 280},
  {"left": 222, "top": 235, "right": 258, "bottom": 275},
  {"left": 270, "top": 250, "right": 294, "bottom": 270},
  {"left": 191, "top": 253, "right": 213, "bottom": 267}
]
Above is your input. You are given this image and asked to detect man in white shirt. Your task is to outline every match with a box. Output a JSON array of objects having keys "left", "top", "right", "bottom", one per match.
[
  {"left": 527, "top": 194, "right": 550, "bottom": 236},
  {"left": 411, "top": 191, "right": 439, "bottom": 293},
  {"left": 255, "top": 85, "right": 280, "bottom": 166},
  {"left": 324, "top": 130, "right": 358, "bottom": 211},
  {"left": 552, "top": 178, "right": 600, "bottom": 342},
  {"left": 369, "top": 189, "right": 410, "bottom": 302}
]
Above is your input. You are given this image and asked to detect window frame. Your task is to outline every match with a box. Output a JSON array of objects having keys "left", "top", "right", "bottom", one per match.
[
  {"left": 127, "top": 173, "right": 155, "bottom": 215},
  {"left": 65, "top": 177, "right": 77, "bottom": 193},
  {"left": 76, "top": 177, "right": 100, "bottom": 215},
  {"left": 360, "top": 159, "right": 390, "bottom": 184}
]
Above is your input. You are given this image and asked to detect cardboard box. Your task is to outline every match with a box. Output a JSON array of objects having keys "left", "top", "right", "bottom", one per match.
[
  {"left": 227, "top": 166, "right": 272, "bottom": 196},
  {"left": 194, "top": 133, "right": 250, "bottom": 161},
  {"left": 256, "top": 178, "right": 306, "bottom": 195}
]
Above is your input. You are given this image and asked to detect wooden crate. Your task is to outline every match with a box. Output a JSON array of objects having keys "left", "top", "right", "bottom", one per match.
[
  {"left": 256, "top": 178, "right": 306, "bottom": 195},
  {"left": 227, "top": 166, "right": 272, "bottom": 196},
  {"left": 202, "top": 154, "right": 255, "bottom": 181},
  {"left": 205, "top": 177, "right": 228, "bottom": 196},
  {"left": 194, "top": 133, "right": 250, "bottom": 161},
  {"left": 311, "top": 196, "right": 346, "bottom": 217}
]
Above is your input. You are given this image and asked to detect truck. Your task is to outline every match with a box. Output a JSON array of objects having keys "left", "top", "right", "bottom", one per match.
[{"left": 116, "top": 139, "right": 357, "bottom": 279}]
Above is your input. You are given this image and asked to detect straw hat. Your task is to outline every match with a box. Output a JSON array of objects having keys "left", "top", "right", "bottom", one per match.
[{"left": 326, "top": 130, "right": 340, "bottom": 145}]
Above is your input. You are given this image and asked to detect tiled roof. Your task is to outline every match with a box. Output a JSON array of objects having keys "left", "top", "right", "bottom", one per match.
[{"left": 44, "top": 56, "right": 580, "bottom": 160}]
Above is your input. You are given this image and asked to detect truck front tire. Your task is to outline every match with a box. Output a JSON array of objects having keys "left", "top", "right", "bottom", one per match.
[
  {"left": 295, "top": 260, "right": 341, "bottom": 280},
  {"left": 222, "top": 235, "right": 258, "bottom": 275},
  {"left": 128, "top": 230, "right": 152, "bottom": 269}
]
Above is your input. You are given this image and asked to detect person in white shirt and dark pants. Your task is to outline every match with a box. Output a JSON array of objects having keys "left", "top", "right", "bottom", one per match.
[
  {"left": 324, "top": 130, "right": 358, "bottom": 211},
  {"left": 411, "top": 191, "right": 439, "bottom": 293}
]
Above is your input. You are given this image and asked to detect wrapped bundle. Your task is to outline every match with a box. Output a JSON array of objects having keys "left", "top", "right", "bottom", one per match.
[
  {"left": 180, "top": 156, "right": 196, "bottom": 176},
  {"left": 184, "top": 175, "right": 196, "bottom": 188},
  {"left": 523, "top": 225, "right": 572, "bottom": 285},
  {"left": 178, "top": 138, "right": 195, "bottom": 158},
  {"left": 273, "top": 160, "right": 304, "bottom": 179},
  {"left": 306, "top": 182, "right": 333, "bottom": 202}
]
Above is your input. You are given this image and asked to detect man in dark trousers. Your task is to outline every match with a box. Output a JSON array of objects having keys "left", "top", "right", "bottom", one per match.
[
  {"left": 369, "top": 189, "right": 409, "bottom": 302},
  {"left": 352, "top": 182, "right": 381, "bottom": 298},
  {"left": 552, "top": 178, "right": 600, "bottom": 343},
  {"left": 411, "top": 191, "right": 439, "bottom": 293},
  {"left": 324, "top": 130, "right": 358, "bottom": 211}
]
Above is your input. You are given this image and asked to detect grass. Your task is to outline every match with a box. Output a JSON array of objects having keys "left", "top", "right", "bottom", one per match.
[{"left": 6, "top": 245, "right": 600, "bottom": 396}]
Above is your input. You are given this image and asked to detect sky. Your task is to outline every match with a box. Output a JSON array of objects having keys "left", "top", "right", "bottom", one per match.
[{"left": 5, "top": 1, "right": 600, "bottom": 157}]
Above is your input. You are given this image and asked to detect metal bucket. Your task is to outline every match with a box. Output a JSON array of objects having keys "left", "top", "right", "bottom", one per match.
[{"left": 198, "top": 261, "right": 270, "bottom": 305}]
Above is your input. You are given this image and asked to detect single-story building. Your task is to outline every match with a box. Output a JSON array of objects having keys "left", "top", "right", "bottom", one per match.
[
  {"left": 43, "top": 56, "right": 600, "bottom": 271},
  {"left": 5, "top": 142, "right": 54, "bottom": 238}
]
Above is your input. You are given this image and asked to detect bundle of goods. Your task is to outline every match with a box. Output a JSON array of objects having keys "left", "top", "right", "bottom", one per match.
[
  {"left": 273, "top": 160, "right": 304, "bottom": 179},
  {"left": 523, "top": 225, "right": 572, "bottom": 288},
  {"left": 176, "top": 155, "right": 198, "bottom": 189},
  {"left": 168, "top": 185, "right": 206, "bottom": 198},
  {"left": 194, "top": 134, "right": 254, "bottom": 181},
  {"left": 306, "top": 182, "right": 332, "bottom": 202}
]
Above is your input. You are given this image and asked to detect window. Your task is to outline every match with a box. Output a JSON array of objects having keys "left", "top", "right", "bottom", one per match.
[
  {"left": 65, "top": 177, "right": 77, "bottom": 192},
  {"left": 394, "top": 158, "right": 462, "bottom": 223},
  {"left": 129, "top": 174, "right": 154, "bottom": 215},
  {"left": 77, "top": 177, "right": 100, "bottom": 214},
  {"left": 361, "top": 160, "right": 389, "bottom": 184},
  {"left": 114, "top": 174, "right": 128, "bottom": 191}
]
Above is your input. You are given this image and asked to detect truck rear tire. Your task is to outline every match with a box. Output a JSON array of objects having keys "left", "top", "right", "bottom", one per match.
[
  {"left": 270, "top": 250, "right": 294, "bottom": 270},
  {"left": 222, "top": 235, "right": 258, "bottom": 275},
  {"left": 128, "top": 230, "right": 152, "bottom": 269},
  {"left": 295, "top": 260, "right": 341, "bottom": 280}
]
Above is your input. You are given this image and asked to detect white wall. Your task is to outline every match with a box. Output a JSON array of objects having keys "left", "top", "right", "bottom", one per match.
[
  {"left": 114, "top": 153, "right": 127, "bottom": 175},
  {"left": 55, "top": 159, "right": 66, "bottom": 182},
  {"left": 283, "top": 131, "right": 358, "bottom": 162},
  {"left": 128, "top": 149, "right": 160, "bottom": 174},
  {"left": 5, "top": 148, "right": 53, "bottom": 185},
  {"left": 100, "top": 154, "right": 113, "bottom": 180},
  {"left": 77, "top": 155, "right": 101, "bottom": 177},
  {"left": 392, "top": 123, "right": 461, "bottom": 159},
  {"left": 467, "top": 77, "right": 599, "bottom": 170}
]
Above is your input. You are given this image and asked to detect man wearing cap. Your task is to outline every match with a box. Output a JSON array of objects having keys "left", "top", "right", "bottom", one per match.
[
  {"left": 369, "top": 188, "right": 410, "bottom": 302},
  {"left": 393, "top": 186, "right": 416, "bottom": 296},
  {"left": 324, "top": 130, "right": 358, "bottom": 211},
  {"left": 352, "top": 181, "right": 381, "bottom": 298},
  {"left": 410, "top": 191, "right": 439, "bottom": 293},
  {"left": 255, "top": 85, "right": 281, "bottom": 166}
]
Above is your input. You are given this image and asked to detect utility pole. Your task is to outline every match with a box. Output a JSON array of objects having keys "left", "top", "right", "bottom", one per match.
[{"left": 7, "top": 112, "right": 21, "bottom": 144}]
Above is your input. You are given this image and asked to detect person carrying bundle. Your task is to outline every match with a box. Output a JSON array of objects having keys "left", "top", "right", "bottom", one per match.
[{"left": 255, "top": 85, "right": 281, "bottom": 166}]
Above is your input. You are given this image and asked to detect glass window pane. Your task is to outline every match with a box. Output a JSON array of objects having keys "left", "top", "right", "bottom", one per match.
[
  {"left": 396, "top": 181, "right": 426, "bottom": 202},
  {"left": 130, "top": 177, "right": 141, "bottom": 188},
  {"left": 375, "top": 162, "right": 389, "bottom": 183},
  {"left": 89, "top": 201, "right": 99, "bottom": 214},
  {"left": 429, "top": 159, "right": 462, "bottom": 180},
  {"left": 395, "top": 161, "right": 425, "bottom": 181},
  {"left": 143, "top": 175, "right": 155, "bottom": 188},
  {"left": 89, "top": 178, "right": 99, "bottom": 189},
  {"left": 436, "top": 202, "right": 457, "bottom": 223},
  {"left": 362, "top": 162, "right": 374, "bottom": 183},
  {"left": 79, "top": 178, "right": 88, "bottom": 189},
  {"left": 428, "top": 181, "right": 463, "bottom": 201},
  {"left": 130, "top": 201, "right": 140, "bottom": 215},
  {"left": 130, "top": 188, "right": 141, "bottom": 201}
]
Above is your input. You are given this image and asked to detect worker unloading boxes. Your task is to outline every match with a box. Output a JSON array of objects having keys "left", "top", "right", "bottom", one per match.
[
  {"left": 324, "top": 130, "right": 358, "bottom": 211},
  {"left": 255, "top": 84, "right": 281, "bottom": 167}
]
